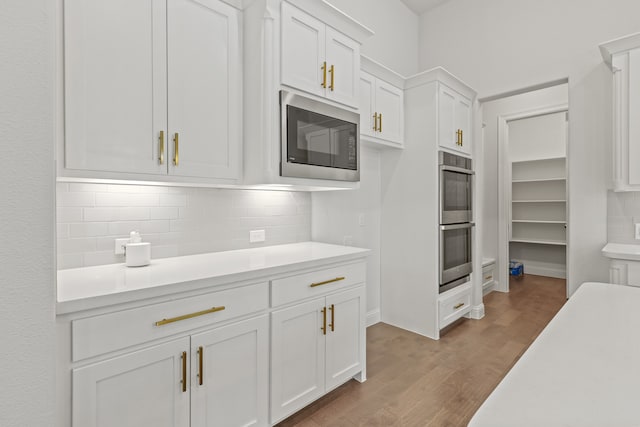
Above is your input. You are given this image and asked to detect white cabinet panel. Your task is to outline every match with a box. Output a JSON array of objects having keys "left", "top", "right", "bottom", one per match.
[
  {"left": 438, "top": 83, "right": 471, "bottom": 155},
  {"left": 359, "top": 72, "right": 376, "bottom": 139},
  {"left": 64, "top": 0, "right": 167, "bottom": 175},
  {"left": 281, "top": 2, "right": 325, "bottom": 98},
  {"left": 271, "top": 298, "right": 326, "bottom": 423},
  {"left": 191, "top": 316, "right": 268, "bottom": 427},
  {"left": 167, "top": 0, "right": 241, "bottom": 179},
  {"left": 456, "top": 95, "right": 472, "bottom": 155},
  {"left": 280, "top": 2, "right": 359, "bottom": 108},
  {"left": 73, "top": 337, "right": 190, "bottom": 427},
  {"left": 375, "top": 80, "right": 403, "bottom": 145},
  {"left": 628, "top": 49, "right": 640, "bottom": 185},
  {"left": 325, "top": 287, "right": 365, "bottom": 391},
  {"left": 325, "top": 27, "right": 360, "bottom": 108}
]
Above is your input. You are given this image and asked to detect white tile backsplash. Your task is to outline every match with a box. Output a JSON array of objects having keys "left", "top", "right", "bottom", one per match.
[
  {"left": 608, "top": 191, "right": 640, "bottom": 244},
  {"left": 57, "top": 184, "right": 311, "bottom": 269}
]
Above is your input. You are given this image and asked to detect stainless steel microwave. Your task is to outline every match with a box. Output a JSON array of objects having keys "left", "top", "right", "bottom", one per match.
[{"left": 280, "top": 90, "right": 360, "bottom": 182}]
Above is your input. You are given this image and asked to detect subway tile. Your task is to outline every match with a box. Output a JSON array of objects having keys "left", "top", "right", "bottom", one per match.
[
  {"left": 107, "top": 184, "right": 168, "bottom": 194},
  {"left": 68, "top": 183, "right": 105, "bottom": 192},
  {"left": 57, "top": 207, "right": 82, "bottom": 222},
  {"left": 83, "top": 207, "right": 118, "bottom": 222},
  {"left": 265, "top": 205, "right": 297, "bottom": 216},
  {"left": 118, "top": 207, "right": 150, "bottom": 221},
  {"left": 57, "top": 253, "right": 83, "bottom": 270},
  {"left": 149, "top": 207, "right": 180, "bottom": 220},
  {"left": 139, "top": 220, "right": 171, "bottom": 234},
  {"left": 58, "top": 238, "right": 97, "bottom": 254},
  {"left": 95, "top": 192, "right": 159, "bottom": 207},
  {"left": 69, "top": 222, "right": 109, "bottom": 238},
  {"left": 57, "top": 191, "right": 95, "bottom": 207},
  {"left": 159, "top": 194, "right": 187, "bottom": 207},
  {"left": 83, "top": 251, "right": 120, "bottom": 267},
  {"left": 108, "top": 221, "right": 144, "bottom": 236},
  {"left": 57, "top": 224, "right": 69, "bottom": 239},
  {"left": 151, "top": 245, "right": 179, "bottom": 259}
]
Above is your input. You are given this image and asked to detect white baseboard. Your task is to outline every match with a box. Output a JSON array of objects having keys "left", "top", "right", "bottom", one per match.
[
  {"left": 366, "top": 309, "right": 381, "bottom": 327},
  {"left": 468, "top": 303, "right": 485, "bottom": 319},
  {"left": 523, "top": 265, "right": 566, "bottom": 279}
]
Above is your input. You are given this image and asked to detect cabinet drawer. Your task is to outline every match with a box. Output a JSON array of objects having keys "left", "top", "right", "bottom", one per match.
[
  {"left": 72, "top": 282, "right": 268, "bottom": 362},
  {"left": 482, "top": 265, "right": 495, "bottom": 287},
  {"left": 439, "top": 284, "right": 471, "bottom": 328},
  {"left": 271, "top": 262, "right": 365, "bottom": 307}
]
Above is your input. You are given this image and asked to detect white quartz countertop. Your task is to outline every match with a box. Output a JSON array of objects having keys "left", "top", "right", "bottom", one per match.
[
  {"left": 602, "top": 242, "right": 640, "bottom": 260},
  {"left": 57, "top": 242, "right": 369, "bottom": 314},
  {"left": 469, "top": 282, "right": 640, "bottom": 426}
]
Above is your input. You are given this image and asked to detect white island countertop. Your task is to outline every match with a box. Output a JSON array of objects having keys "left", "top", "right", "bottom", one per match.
[
  {"left": 469, "top": 282, "right": 640, "bottom": 426},
  {"left": 602, "top": 242, "right": 640, "bottom": 260},
  {"left": 57, "top": 242, "right": 369, "bottom": 314}
]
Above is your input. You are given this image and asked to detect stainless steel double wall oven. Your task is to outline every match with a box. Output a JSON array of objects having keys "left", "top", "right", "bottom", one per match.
[{"left": 439, "top": 151, "right": 474, "bottom": 293}]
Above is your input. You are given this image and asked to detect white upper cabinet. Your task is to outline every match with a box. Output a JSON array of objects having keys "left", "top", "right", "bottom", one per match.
[
  {"left": 359, "top": 57, "right": 404, "bottom": 148},
  {"left": 281, "top": 2, "right": 360, "bottom": 108},
  {"left": 601, "top": 33, "right": 640, "bottom": 191},
  {"left": 63, "top": 0, "right": 241, "bottom": 183},
  {"left": 438, "top": 83, "right": 472, "bottom": 155}
]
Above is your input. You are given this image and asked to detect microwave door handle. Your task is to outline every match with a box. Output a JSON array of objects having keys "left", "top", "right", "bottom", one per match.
[
  {"left": 440, "top": 223, "right": 475, "bottom": 231},
  {"left": 440, "top": 165, "right": 475, "bottom": 175}
]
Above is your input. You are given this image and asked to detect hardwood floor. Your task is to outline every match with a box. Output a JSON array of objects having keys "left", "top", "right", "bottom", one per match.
[{"left": 277, "top": 274, "right": 567, "bottom": 427}]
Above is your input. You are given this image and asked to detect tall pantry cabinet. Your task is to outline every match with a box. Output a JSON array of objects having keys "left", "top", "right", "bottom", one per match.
[{"left": 381, "top": 68, "right": 478, "bottom": 340}]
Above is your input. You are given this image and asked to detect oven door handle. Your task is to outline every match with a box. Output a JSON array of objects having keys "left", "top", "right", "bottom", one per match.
[
  {"left": 440, "top": 222, "right": 475, "bottom": 231},
  {"left": 440, "top": 165, "right": 475, "bottom": 175}
]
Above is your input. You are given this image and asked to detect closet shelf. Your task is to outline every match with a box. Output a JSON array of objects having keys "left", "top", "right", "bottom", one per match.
[
  {"left": 512, "top": 220, "right": 566, "bottom": 224},
  {"left": 510, "top": 238, "right": 567, "bottom": 246},
  {"left": 512, "top": 177, "right": 566, "bottom": 183},
  {"left": 512, "top": 199, "right": 566, "bottom": 203}
]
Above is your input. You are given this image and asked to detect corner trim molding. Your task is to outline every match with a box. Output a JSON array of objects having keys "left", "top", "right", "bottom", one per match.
[
  {"left": 366, "top": 309, "right": 381, "bottom": 327},
  {"left": 468, "top": 303, "right": 485, "bottom": 320}
]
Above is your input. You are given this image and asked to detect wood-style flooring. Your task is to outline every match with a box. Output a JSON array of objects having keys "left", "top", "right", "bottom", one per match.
[{"left": 277, "top": 274, "right": 567, "bottom": 427}]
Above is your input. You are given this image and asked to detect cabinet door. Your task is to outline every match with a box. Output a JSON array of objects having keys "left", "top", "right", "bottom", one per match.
[
  {"left": 64, "top": 0, "right": 167, "bottom": 175},
  {"left": 455, "top": 94, "right": 472, "bottom": 155},
  {"left": 281, "top": 2, "right": 326, "bottom": 98},
  {"left": 375, "top": 79, "right": 404, "bottom": 145},
  {"left": 72, "top": 337, "right": 190, "bottom": 427},
  {"left": 325, "top": 27, "right": 360, "bottom": 108},
  {"left": 628, "top": 49, "right": 640, "bottom": 185},
  {"left": 325, "top": 287, "right": 365, "bottom": 391},
  {"left": 191, "top": 315, "right": 268, "bottom": 427},
  {"left": 271, "top": 298, "right": 326, "bottom": 424},
  {"left": 167, "top": 0, "right": 241, "bottom": 179},
  {"left": 438, "top": 84, "right": 458, "bottom": 152},
  {"left": 359, "top": 72, "right": 376, "bottom": 139}
]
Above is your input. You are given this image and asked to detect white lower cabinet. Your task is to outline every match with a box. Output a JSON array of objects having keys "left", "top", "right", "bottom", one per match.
[
  {"left": 270, "top": 285, "right": 365, "bottom": 424},
  {"left": 73, "top": 337, "right": 191, "bottom": 427}
]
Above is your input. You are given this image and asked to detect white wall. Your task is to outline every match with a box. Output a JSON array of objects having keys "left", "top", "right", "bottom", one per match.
[
  {"left": 57, "top": 184, "right": 311, "bottom": 269},
  {"left": 508, "top": 112, "right": 567, "bottom": 162},
  {"left": 326, "top": 0, "right": 419, "bottom": 77},
  {"left": 0, "top": 1, "right": 56, "bottom": 425},
  {"left": 314, "top": 0, "right": 419, "bottom": 325},
  {"left": 419, "top": 0, "right": 638, "bottom": 294}
]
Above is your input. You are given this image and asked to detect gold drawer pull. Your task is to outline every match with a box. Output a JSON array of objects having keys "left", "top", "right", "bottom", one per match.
[
  {"left": 329, "top": 64, "right": 335, "bottom": 91},
  {"left": 173, "top": 132, "right": 179, "bottom": 165},
  {"left": 159, "top": 130, "right": 165, "bottom": 165},
  {"left": 329, "top": 304, "right": 335, "bottom": 332},
  {"left": 310, "top": 277, "right": 345, "bottom": 288},
  {"left": 321, "top": 307, "right": 327, "bottom": 335},
  {"left": 484, "top": 275, "right": 492, "bottom": 280},
  {"left": 181, "top": 351, "right": 187, "bottom": 392},
  {"left": 155, "top": 306, "right": 226, "bottom": 326},
  {"left": 197, "top": 346, "right": 204, "bottom": 386},
  {"left": 453, "top": 303, "right": 465, "bottom": 310},
  {"left": 321, "top": 61, "right": 327, "bottom": 88}
]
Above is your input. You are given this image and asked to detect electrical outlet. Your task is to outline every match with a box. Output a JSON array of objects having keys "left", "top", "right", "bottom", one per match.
[
  {"left": 343, "top": 235, "right": 354, "bottom": 246},
  {"left": 358, "top": 213, "right": 365, "bottom": 227},
  {"left": 250, "top": 229, "right": 266, "bottom": 243},
  {"left": 635, "top": 223, "right": 640, "bottom": 240},
  {"left": 114, "top": 238, "right": 129, "bottom": 255}
]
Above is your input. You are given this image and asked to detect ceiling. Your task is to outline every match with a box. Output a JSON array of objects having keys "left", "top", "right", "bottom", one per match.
[{"left": 399, "top": 0, "right": 451, "bottom": 15}]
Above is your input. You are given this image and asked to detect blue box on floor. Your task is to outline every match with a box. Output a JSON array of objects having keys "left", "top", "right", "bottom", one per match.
[{"left": 509, "top": 261, "right": 524, "bottom": 276}]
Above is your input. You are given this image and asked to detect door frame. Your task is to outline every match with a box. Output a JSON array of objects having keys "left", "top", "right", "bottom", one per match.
[{"left": 497, "top": 103, "right": 569, "bottom": 293}]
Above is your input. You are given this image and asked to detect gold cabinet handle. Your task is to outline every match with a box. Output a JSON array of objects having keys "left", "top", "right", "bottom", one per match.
[
  {"left": 159, "top": 130, "right": 165, "bottom": 165},
  {"left": 181, "top": 351, "right": 187, "bottom": 392},
  {"left": 484, "top": 275, "right": 492, "bottom": 281},
  {"left": 373, "top": 113, "right": 378, "bottom": 131},
  {"left": 329, "top": 304, "right": 335, "bottom": 332},
  {"left": 460, "top": 130, "right": 463, "bottom": 146},
  {"left": 321, "top": 307, "right": 327, "bottom": 335},
  {"left": 155, "top": 306, "right": 225, "bottom": 326},
  {"left": 310, "top": 276, "right": 345, "bottom": 288},
  {"left": 329, "top": 64, "right": 335, "bottom": 91},
  {"left": 456, "top": 129, "right": 461, "bottom": 146},
  {"left": 379, "top": 113, "right": 382, "bottom": 133},
  {"left": 453, "top": 303, "right": 465, "bottom": 310},
  {"left": 321, "top": 61, "right": 327, "bottom": 88},
  {"left": 197, "top": 346, "right": 204, "bottom": 386},
  {"left": 173, "top": 132, "right": 179, "bottom": 165}
]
